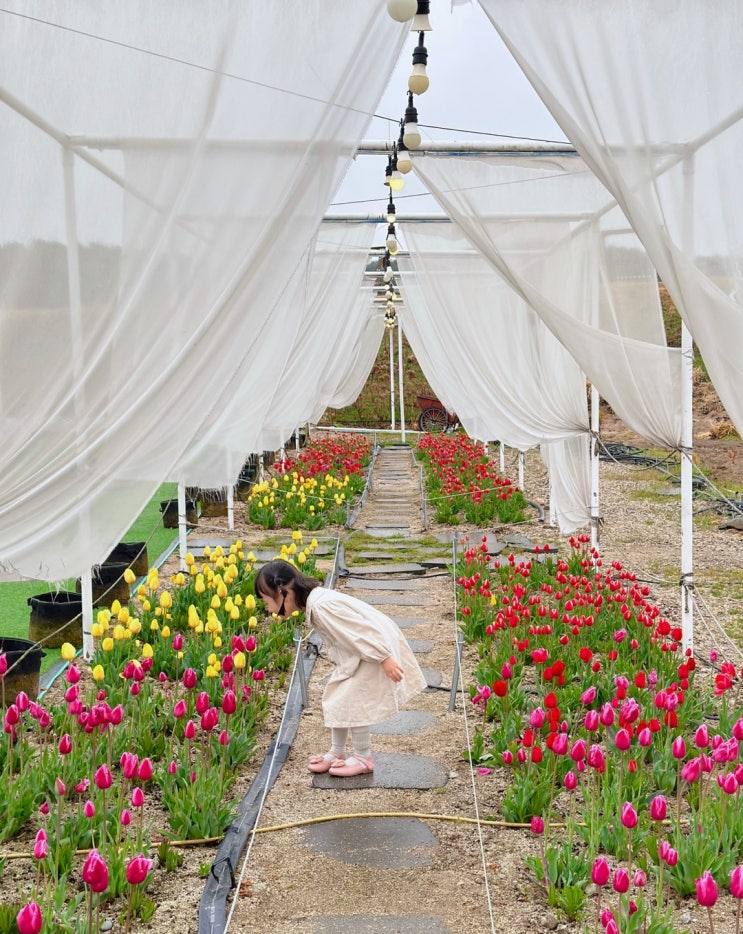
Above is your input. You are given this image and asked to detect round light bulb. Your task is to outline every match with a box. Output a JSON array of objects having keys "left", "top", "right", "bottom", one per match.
[
  {"left": 383, "top": 267, "right": 394, "bottom": 283},
  {"left": 387, "top": 239, "right": 399, "bottom": 257},
  {"left": 396, "top": 148, "right": 413, "bottom": 174},
  {"left": 386, "top": 0, "right": 417, "bottom": 22},
  {"left": 408, "top": 66, "right": 429, "bottom": 95},
  {"left": 389, "top": 171, "right": 405, "bottom": 191},
  {"left": 403, "top": 122, "right": 421, "bottom": 150}
]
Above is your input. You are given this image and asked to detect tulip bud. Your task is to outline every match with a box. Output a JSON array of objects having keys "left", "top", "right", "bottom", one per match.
[
  {"left": 620, "top": 801, "right": 638, "bottom": 829},
  {"left": 137, "top": 757, "right": 153, "bottom": 782},
  {"left": 131, "top": 787, "right": 145, "bottom": 808},
  {"left": 33, "top": 830, "right": 48, "bottom": 860},
  {"left": 650, "top": 795, "right": 667, "bottom": 821},
  {"left": 58, "top": 734, "right": 72, "bottom": 755},
  {"left": 564, "top": 770, "right": 577, "bottom": 791},
  {"left": 613, "top": 868, "right": 630, "bottom": 894},
  {"left": 82, "top": 849, "right": 109, "bottom": 893},
  {"left": 219, "top": 730, "right": 230, "bottom": 747},
  {"left": 55, "top": 778, "right": 66, "bottom": 796},
  {"left": 120, "top": 809, "right": 132, "bottom": 826},
  {"left": 633, "top": 869, "right": 647, "bottom": 888},
  {"left": 16, "top": 902, "right": 43, "bottom": 934},
  {"left": 671, "top": 736, "right": 687, "bottom": 759},
  {"left": 183, "top": 668, "right": 197, "bottom": 690},
  {"left": 695, "top": 870, "right": 718, "bottom": 908},
  {"left": 65, "top": 664, "right": 81, "bottom": 684},
  {"left": 731, "top": 865, "right": 743, "bottom": 899},
  {"left": 591, "top": 856, "right": 610, "bottom": 887},
  {"left": 184, "top": 719, "right": 196, "bottom": 740},
  {"left": 614, "top": 728, "right": 631, "bottom": 751},
  {"left": 84, "top": 801, "right": 96, "bottom": 818},
  {"left": 530, "top": 816, "right": 544, "bottom": 835},
  {"left": 94, "top": 765, "right": 113, "bottom": 790},
  {"left": 125, "top": 854, "right": 153, "bottom": 886},
  {"left": 195, "top": 691, "right": 210, "bottom": 714}
]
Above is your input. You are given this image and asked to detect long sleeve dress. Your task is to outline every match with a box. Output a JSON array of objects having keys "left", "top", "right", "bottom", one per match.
[{"left": 305, "top": 587, "right": 428, "bottom": 728}]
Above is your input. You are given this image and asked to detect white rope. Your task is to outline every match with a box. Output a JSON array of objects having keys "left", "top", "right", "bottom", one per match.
[
  {"left": 223, "top": 639, "right": 302, "bottom": 932},
  {"left": 692, "top": 586, "right": 743, "bottom": 664},
  {"left": 451, "top": 532, "right": 498, "bottom": 934}
]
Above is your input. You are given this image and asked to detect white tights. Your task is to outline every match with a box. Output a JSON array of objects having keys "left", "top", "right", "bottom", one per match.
[{"left": 330, "top": 726, "right": 371, "bottom": 759}]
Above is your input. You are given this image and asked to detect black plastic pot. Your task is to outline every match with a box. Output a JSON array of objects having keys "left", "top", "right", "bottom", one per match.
[
  {"left": 28, "top": 591, "right": 83, "bottom": 649},
  {"left": 105, "top": 541, "right": 149, "bottom": 577},
  {"left": 159, "top": 499, "right": 198, "bottom": 529},
  {"left": 0, "top": 637, "right": 46, "bottom": 703}
]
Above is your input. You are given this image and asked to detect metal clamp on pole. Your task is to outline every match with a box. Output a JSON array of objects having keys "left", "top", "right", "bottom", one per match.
[{"left": 294, "top": 628, "right": 309, "bottom": 708}]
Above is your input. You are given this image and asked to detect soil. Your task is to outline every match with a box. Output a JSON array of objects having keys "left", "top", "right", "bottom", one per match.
[{"left": 5, "top": 401, "right": 743, "bottom": 934}]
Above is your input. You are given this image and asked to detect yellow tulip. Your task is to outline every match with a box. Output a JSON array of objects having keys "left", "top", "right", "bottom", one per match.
[
  {"left": 111, "top": 600, "right": 121, "bottom": 616},
  {"left": 161, "top": 625, "right": 170, "bottom": 638},
  {"left": 146, "top": 569, "right": 159, "bottom": 591},
  {"left": 150, "top": 620, "right": 160, "bottom": 632},
  {"left": 230, "top": 606, "right": 240, "bottom": 621},
  {"left": 206, "top": 665, "right": 219, "bottom": 679},
  {"left": 90, "top": 623, "right": 103, "bottom": 639},
  {"left": 244, "top": 594, "right": 256, "bottom": 612},
  {"left": 141, "top": 643, "right": 154, "bottom": 659},
  {"left": 297, "top": 552, "right": 306, "bottom": 565},
  {"left": 142, "top": 599, "right": 151, "bottom": 612},
  {"left": 216, "top": 582, "right": 228, "bottom": 599},
  {"left": 173, "top": 572, "right": 185, "bottom": 587},
  {"left": 102, "top": 637, "right": 114, "bottom": 652},
  {"left": 210, "top": 595, "right": 221, "bottom": 610},
  {"left": 159, "top": 591, "right": 172, "bottom": 610},
  {"left": 195, "top": 577, "right": 205, "bottom": 595},
  {"left": 213, "top": 636, "right": 222, "bottom": 648},
  {"left": 185, "top": 552, "right": 195, "bottom": 566},
  {"left": 96, "top": 608, "right": 111, "bottom": 626},
  {"left": 60, "top": 642, "right": 76, "bottom": 661},
  {"left": 233, "top": 651, "right": 246, "bottom": 670},
  {"left": 234, "top": 594, "right": 243, "bottom": 606},
  {"left": 113, "top": 625, "right": 126, "bottom": 642},
  {"left": 128, "top": 619, "right": 142, "bottom": 635},
  {"left": 154, "top": 607, "right": 162, "bottom": 617},
  {"left": 247, "top": 552, "right": 256, "bottom": 563},
  {"left": 92, "top": 665, "right": 105, "bottom": 682},
  {"left": 249, "top": 615, "right": 257, "bottom": 628},
  {"left": 124, "top": 568, "right": 136, "bottom": 585},
  {"left": 136, "top": 585, "right": 147, "bottom": 599}
]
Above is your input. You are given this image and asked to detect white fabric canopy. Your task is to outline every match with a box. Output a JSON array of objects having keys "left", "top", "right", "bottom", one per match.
[
  {"left": 413, "top": 153, "right": 683, "bottom": 448},
  {"left": 0, "top": 2, "right": 407, "bottom": 580},
  {"left": 481, "top": 0, "right": 743, "bottom": 437},
  {"left": 399, "top": 222, "right": 591, "bottom": 531}
]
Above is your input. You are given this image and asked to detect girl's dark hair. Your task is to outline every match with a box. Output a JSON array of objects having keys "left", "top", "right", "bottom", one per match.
[{"left": 254, "top": 559, "right": 320, "bottom": 610}]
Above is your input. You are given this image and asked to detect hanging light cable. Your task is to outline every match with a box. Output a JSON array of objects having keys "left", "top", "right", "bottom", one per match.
[
  {"left": 409, "top": 31, "right": 429, "bottom": 94},
  {"left": 386, "top": 223, "right": 399, "bottom": 256}
]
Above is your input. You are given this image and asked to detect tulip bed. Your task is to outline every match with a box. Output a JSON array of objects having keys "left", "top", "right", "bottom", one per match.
[
  {"left": 247, "top": 434, "right": 372, "bottom": 530},
  {"left": 1, "top": 535, "right": 318, "bottom": 933},
  {"left": 416, "top": 433, "right": 529, "bottom": 525},
  {"left": 459, "top": 533, "right": 743, "bottom": 932}
]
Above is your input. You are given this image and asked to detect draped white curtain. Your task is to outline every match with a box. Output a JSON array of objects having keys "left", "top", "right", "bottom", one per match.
[
  {"left": 413, "top": 153, "right": 683, "bottom": 448},
  {"left": 480, "top": 0, "right": 743, "bottom": 437},
  {"left": 0, "top": 2, "right": 407, "bottom": 580},
  {"left": 399, "top": 223, "right": 591, "bottom": 531}
]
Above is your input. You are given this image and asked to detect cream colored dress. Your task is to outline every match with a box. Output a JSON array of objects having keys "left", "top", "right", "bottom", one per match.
[{"left": 306, "top": 587, "right": 428, "bottom": 728}]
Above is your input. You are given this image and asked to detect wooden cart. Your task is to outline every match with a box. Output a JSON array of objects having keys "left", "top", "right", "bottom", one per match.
[{"left": 415, "top": 394, "right": 459, "bottom": 432}]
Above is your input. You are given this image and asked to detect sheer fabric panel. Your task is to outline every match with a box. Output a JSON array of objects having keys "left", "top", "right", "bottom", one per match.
[{"left": 0, "top": 2, "right": 406, "bottom": 579}]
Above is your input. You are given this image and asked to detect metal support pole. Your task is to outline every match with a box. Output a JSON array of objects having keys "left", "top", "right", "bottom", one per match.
[
  {"left": 499, "top": 442, "right": 505, "bottom": 474},
  {"left": 680, "top": 153, "right": 695, "bottom": 653},
  {"left": 590, "top": 386, "right": 601, "bottom": 553},
  {"left": 518, "top": 451, "right": 525, "bottom": 491},
  {"left": 397, "top": 319, "right": 406, "bottom": 443},
  {"left": 227, "top": 485, "right": 234, "bottom": 531},
  {"left": 389, "top": 327, "right": 396, "bottom": 431},
  {"left": 294, "top": 629, "right": 309, "bottom": 708},
  {"left": 448, "top": 630, "right": 464, "bottom": 713},
  {"left": 178, "top": 482, "right": 188, "bottom": 572}
]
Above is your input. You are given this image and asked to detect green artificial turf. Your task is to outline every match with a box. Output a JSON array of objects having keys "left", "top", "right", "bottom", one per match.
[{"left": 0, "top": 483, "right": 179, "bottom": 672}]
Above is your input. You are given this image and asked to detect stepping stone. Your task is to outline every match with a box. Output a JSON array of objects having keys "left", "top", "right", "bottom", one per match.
[
  {"left": 390, "top": 616, "right": 427, "bottom": 629},
  {"left": 359, "top": 544, "right": 414, "bottom": 552},
  {"left": 344, "top": 577, "right": 428, "bottom": 592},
  {"left": 312, "top": 753, "right": 448, "bottom": 791},
  {"left": 406, "top": 638, "right": 434, "bottom": 654},
  {"left": 503, "top": 533, "right": 537, "bottom": 550},
  {"left": 422, "top": 668, "right": 443, "bottom": 689},
  {"left": 355, "top": 552, "right": 398, "bottom": 560},
  {"left": 371, "top": 710, "right": 436, "bottom": 735},
  {"left": 311, "top": 915, "right": 451, "bottom": 933},
  {"left": 420, "top": 558, "right": 451, "bottom": 569},
  {"left": 363, "top": 528, "right": 410, "bottom": 538},
  {"left": 186, "top": 537, "right": 234, "bottom": 557},
  {"left": 361, "top": 593, "right": 434, "bottom": 606},
  {"left": 344, "top": 563, "right": 426, "bottom": 576}
]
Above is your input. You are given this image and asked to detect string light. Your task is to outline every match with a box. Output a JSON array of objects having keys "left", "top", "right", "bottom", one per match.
[
  {"left": 396, "top": 122, "right": 413, "bottom": 174},
  {"left": 402, "top": 91, "right": 421, "bottom": 150},
  {"left": 411, "top": 0, "right": 432, "bottom": 32},
  {"left": 386, "top": 223, "right": 399, "bottom": 256},
  {"left": 409, "top": 32, "right": 429, "bottom": 94},
  {"left": 386, "top": 0, "right": 417, "bottom": 22},
  {"left": 386, "top": 197, "right": 397, "bottom": 224}
]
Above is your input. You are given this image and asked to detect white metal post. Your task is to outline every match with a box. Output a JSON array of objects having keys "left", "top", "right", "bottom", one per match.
[
  {"left": 397, "top": 317, "right": 406, "bottom": 443},
  {"left": 178, "top": 482, "right": 188, "bottom": 572},
  {"left": 227, "top": 485, "right": 234, "bottom": 530},
  {"left": 518, "top": 451, "right": 525, "bottom": 491},
  {"left": 499, "top": 441, "right": 505, "bottom": 474},
  {"left": 680, "top": 154, "right": 695, "bottom": 652},
  {"left": 389, "top": 327, "right": 396, "bottom": 431},
  {"left": 590, "top": 386, "right": 601, "bottom": 553}
]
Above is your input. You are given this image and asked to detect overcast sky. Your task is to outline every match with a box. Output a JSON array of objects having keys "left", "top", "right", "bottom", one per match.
[{"left": 329, "top": 1, "right": 568, "bottom": 226}]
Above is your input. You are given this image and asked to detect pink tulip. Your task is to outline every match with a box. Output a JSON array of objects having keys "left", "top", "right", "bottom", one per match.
[
  {"left": 94, "top": 765, "right": 113, "bottom": 790},
  {"left": 173, "top": 699, "right": 187, "bottom": 719},
  {"left": 172, "top": 633, "right": 183, "bottom": 651},
  {"left": 131, "top": 787, "right": 144, "bottom": 808},
  {"left": 650, "top": 795, "right": 667, "bottom": 822},
  {"left": 84, "top": 801, "right": 95, "bottom": 819},
  {"left": 614, "top": 728, "right": 631, "bottom": 751},
  {"left": 659, "top": 841, "right": 678, "bottom": 867},
  {"left": 183, "top": 668, "right": 197, "bottom": 690},
  {"left": 16, "top": 902, "right": 42, "bottom": 934},
  {"left": 219, "top": 730, "right": 230, "bottom": 747},
  {"left": 110, "top": 704, "right": 124, "bottom": 725},
  {"left": 137, "top": 757, "right": 153, "bottom": 782},
  {"left": 120, "top": 752, "right": 138, "bottom": 780},
  {"left": 570, "top": 739, "right": 586, "bottom": 761},
  {"left": 599, "top": 703, "right": 615, "bottom": 727},
  {"left": 65, "top": 664, "right": 81, "bottom": 684},
  {"left": 633, "top": 869, "right": 647, "bottom": 888},
  {"left": 55, "top": 778, "right": 66, "bottom": 796},
  {"left": 184, "top": 720, "right": 196, "bottom": 740},
  {"left": 125, "top": 854, "right": 153, "bottom": 886},
  {"left": 58, "top": 734, "right": 72, "bottom": 755},
  {"left": 33, "top": 829, "right": 48, "bottom": 860},
  {"left": 502, "top": 750, "right": 513, "bottom": 765},
  {"left": 681, "top": 757, "right": 702, "bottom": 783},
  {"left": 613, "top": 868, "right": 630, "bottom": 894},
  {"left": 0, "top": 654, "right": 7, "bottom": 677},
  {"left": 580, "top": 686, "right": 596, "bottom": 705},
  {"left": 696, "top": 870, "right": 718, "bottom": 908},
  {"left": 120, "top": 809, "right": 132, "bottom": 826},
  {"left": 82, "top": 849, "right": 109, "bottom": 893},
  {"left": 221, "top": 690, "right": 237, "bottom": 716},
  {"left": 15, "top": 691, "right": 29, "bottom": 712},
  {"left": 4, "top": 704, "right": 19, "bottom": 726},
  {"left": 168, "top": 761, "right": 177, "bottom": 774},
  {"left": 694, "top": 724, "right": 709, "bottom": 748},
  {"left": 637, "top": 727, "right": 653, "bottom": 748},
  {"left": 620, "top": 802, "right": 638, "bottom": 829},
  {"left": 245, "top": 635, "right": 257, "bottom": 653},
  {"left": 530, "top": 816, "right": 545, "bottom": 835},
  {"left": 551, "top": 733, "right": 568, "bottom": 756},
  {"left": 731, "top": 865, "right": 743, "bottom": 899},
  {"left": 718, "top": 772, "right": 738, "bottom": 795},
  {"left": 671, "top": 736, "right": 687, "bottom": 759},
  {"left": 201, "top": 707, "right": 219, "bottom": 732},
  {"left": 605, "top": 920, "right": 619, "bottom": 934},
  {"left": 252, "top": 669, "right": 265, "bottom": 682},
  {"left": 195, "top": 691, "right": 210, "bottom": 714},
  {"left": 584, "top": 710, "right": 600, "bottom": 732},
  {"left": 587, "top": 745, "right": 606, "bottom": 772},
  {"left": 591, "top": 856, "right": 610, "bottom": 887},
  {"left": 221, "top": 654, "right": 234, "bottom": 674},
  {"left": 564, "top": 770, "right": 577, "bottom": 791}
]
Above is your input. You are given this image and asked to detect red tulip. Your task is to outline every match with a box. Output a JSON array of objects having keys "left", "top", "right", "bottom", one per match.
[
  {"left": 82, "top": 849, "right": 109, "bottom": 893},
  {"left": 731, "top": 865, "right": 743, "bottom": 899},
  {"left": 219, "top": 730, "right": 230, "bottom": 747},
  {"left": 696, "top": 870, "right": 718, "bottom": 908},
  {"left": 173, "top": 699, "right": 187, "bottom": 719},
  {"left": 614, "top": 728, "right": 631, "bottom": 751},
  {"left": 183, "top": 668, "right": 197, "bottom": 690},
  {"left": 671, "top": 736, "right": 686, "bottom": 759},
  {"left": 195, "top": 691, "right": 210, "bottom": 714},
  {"left": 84, "top": 801, "right": 95, "bottom": 819},
  {"left": 120, "top": 752, "right": 138, "bottom": 780},
  {"left": 58, "top": 734, "right": 72, "bottom": 755},
  {"left": 120, "top": 809, "right": 132, "bottom": 826},
  {"left": 172, "top": 633, "right": 183, "bottom": 651},
  {"left": 125, "top": 854, "right": 153, "bottom": 886},
  {"left": 221, "top": 690, "right": 237, "bottom": 716},
  {"left": 16, "top": 902, "right": 42, "bottom": 934},
  {"left": 184, "top": 720, "right": 196, "bottom": 740}
]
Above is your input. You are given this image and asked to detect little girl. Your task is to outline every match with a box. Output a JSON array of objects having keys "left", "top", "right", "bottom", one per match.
[{"left": 254, "top": 559, "right": 427, "bottom": 777}]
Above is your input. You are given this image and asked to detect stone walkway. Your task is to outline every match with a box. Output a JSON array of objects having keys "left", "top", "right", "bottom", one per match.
[{"left": 227, "top": 445, "right": 495, "bottom": 933}]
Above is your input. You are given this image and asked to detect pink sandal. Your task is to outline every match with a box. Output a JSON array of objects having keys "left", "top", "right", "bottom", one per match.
[
  {"left": 328, "top": 754, "right": 374, "bottom": 777},
  {"left": 308, "top": 752, "right": 346, "bottom": 774}
]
